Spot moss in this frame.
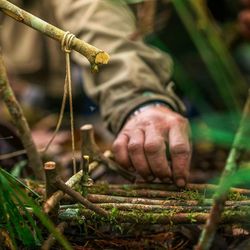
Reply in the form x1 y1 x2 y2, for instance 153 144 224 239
227 191 248 201
121 184 133 191
181 190 205 204
88 182 110 194
187 212 198 223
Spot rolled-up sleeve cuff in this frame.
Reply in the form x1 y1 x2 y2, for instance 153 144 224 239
108 90 186 135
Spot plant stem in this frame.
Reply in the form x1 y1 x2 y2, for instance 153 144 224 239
0 50 44 179
0 0 109 70
196 90 250 250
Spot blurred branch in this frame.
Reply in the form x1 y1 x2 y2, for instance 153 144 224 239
172 0 248 113
0 51 44 179
0 0 109 71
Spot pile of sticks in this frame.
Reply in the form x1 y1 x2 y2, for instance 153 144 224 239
40 123 250 249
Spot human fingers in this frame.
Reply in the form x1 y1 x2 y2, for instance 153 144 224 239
112 133 132 170
168 118 191 187
144 126 171 181
127 128 153 180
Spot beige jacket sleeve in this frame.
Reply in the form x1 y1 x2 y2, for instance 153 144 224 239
52 0 185 134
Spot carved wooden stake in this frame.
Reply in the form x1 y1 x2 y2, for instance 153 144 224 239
80 124 136 182
44 162 59 222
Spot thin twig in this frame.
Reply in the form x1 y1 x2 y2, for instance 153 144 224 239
0 149 26 160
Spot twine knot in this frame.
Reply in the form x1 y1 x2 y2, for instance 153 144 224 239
61 31 75 53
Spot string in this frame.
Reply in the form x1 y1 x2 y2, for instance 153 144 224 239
43 31 77 174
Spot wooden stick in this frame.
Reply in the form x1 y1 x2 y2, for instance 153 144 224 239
87 194 198 206
196 90 250 250
55 179 109 217
88 186 201 199
43 169 83 214
86 203 213 213
61 202 250 214
0 0 109 71
41 222 68 250
110 183 250 195
44 162 59 221
0 50 44 180
59 208 250 225
80 124 136 182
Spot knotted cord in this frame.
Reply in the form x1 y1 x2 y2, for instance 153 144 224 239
43 31 77 174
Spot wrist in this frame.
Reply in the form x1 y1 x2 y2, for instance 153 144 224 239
131 102 171 117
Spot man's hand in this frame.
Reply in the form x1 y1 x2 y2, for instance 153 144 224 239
112 105 191 187
239 0 250 39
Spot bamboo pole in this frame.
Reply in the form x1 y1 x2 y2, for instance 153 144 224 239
196 91 250 250
0 50 44 179
0 0 109 71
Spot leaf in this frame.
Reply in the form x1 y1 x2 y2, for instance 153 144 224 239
0 167 72 249
11 160 27 178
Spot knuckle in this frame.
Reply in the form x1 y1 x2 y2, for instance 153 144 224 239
128 142 141 153
170 115 188 126
144 141 162 155
171 143 191 157
112 140 123 154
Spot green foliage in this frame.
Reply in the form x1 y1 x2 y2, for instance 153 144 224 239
0 168 42 248
11 160 27 178
0 167 72 249
172 0 247 114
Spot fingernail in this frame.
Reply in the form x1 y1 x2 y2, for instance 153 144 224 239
176 178 186 188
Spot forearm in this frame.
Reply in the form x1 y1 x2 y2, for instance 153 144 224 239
53 0 185 134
